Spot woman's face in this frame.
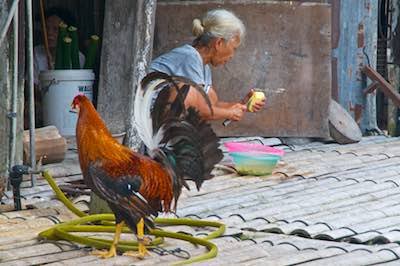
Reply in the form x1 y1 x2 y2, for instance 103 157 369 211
209 35 241 67
46 15 63 49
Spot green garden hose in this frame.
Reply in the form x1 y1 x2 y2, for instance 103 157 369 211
40 171 225 265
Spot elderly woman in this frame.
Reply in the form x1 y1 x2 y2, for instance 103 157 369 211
149 9 265 122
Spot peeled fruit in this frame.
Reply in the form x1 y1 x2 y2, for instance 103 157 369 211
247 91 265 112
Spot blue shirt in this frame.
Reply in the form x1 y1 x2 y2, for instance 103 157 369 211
149 44 212 93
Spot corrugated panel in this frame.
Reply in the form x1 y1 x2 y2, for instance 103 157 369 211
5 136 400 265
174 137 400 254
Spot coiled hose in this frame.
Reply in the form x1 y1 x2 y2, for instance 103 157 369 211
39 171 225 265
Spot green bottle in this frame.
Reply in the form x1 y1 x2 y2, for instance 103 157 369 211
62 37 72 69
54 22 68 70
83 35 100 69
68 26 80 69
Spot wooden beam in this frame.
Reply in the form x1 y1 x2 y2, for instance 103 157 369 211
362 65 400 107
363 81 379 95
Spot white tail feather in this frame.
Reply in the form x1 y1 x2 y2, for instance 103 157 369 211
134 78 166 151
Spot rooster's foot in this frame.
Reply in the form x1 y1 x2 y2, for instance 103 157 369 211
91 247 117 259
123 236 151 259
123 249 149 259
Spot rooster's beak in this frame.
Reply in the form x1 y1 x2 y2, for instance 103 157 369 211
70 105 79 114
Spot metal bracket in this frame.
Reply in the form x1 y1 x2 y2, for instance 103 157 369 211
7 112 17 118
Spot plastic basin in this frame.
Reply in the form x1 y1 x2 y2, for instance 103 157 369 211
229 152 281 176
224 142 285 156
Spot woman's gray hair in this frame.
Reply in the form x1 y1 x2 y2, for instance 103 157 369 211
192 9 245 46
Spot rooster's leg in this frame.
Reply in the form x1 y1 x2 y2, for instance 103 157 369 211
123 218 150 259
137 218 150 257
91 221 124 258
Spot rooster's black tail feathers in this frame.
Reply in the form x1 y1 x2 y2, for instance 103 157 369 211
134 72 223 206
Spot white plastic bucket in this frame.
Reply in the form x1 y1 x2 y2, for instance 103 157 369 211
40 69 95 136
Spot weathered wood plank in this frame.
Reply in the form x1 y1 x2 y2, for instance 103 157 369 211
22 126 67 165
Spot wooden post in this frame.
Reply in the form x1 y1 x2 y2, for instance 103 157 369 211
0 1 25 195
97 0 156 150
386 65 400 136
0 0 11 195
94 0 157 213
0 1 25 196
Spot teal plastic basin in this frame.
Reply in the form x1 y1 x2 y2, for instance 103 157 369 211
229 152 281 176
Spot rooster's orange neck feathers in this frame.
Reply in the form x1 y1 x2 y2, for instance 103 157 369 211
76 98 135 175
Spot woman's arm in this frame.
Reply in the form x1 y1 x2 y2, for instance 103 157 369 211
184 86 247 121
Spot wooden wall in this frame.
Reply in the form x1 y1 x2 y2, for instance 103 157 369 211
333 0 378 132
154 1 332 137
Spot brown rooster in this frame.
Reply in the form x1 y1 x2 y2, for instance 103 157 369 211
71 72 223 258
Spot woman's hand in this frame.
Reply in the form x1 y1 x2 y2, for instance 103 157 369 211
229 103 247 121
250 97 266 112
242 89 266 112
